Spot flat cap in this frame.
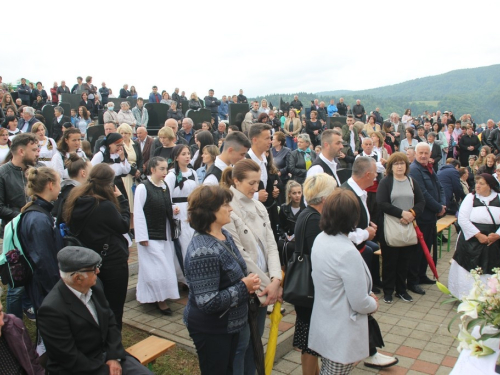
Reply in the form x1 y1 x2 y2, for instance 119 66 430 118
57 246 102 272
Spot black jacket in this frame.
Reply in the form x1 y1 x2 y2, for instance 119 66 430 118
429 143 442 172
337 102 347 116
204 96 221 114
409 161 446 223
278 202 306 236
68 196 130 266
237 94 247 103
52 115 71 141
80 100 94 114
488 128 500 153
375 175 425 243
286 150 316 184
166 109 184 122
38 278 127 375
0 162 27 223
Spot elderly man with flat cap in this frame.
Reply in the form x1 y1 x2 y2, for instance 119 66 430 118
37 246 153 375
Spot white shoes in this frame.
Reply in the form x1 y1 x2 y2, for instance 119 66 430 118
364 352 399 368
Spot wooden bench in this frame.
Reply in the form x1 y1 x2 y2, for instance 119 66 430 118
436 215 457 258
126 335 176 370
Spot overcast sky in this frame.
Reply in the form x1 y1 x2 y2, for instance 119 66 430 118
2 0 499 99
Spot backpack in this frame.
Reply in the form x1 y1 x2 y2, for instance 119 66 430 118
0 205 51 288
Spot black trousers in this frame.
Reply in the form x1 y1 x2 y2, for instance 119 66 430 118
98 262 129 330
407 222 437 286
190 331 239 375
382 244 416 295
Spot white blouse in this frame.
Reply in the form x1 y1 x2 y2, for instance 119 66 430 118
458 192 500 240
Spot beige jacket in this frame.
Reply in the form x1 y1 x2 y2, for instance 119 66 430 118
224 186 281 303
284 118 302 136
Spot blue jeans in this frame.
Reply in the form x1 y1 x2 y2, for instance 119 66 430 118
286 136 297 151
233 306 267 375
6 286 33 319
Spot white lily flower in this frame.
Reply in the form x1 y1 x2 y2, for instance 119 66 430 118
457 300 480 319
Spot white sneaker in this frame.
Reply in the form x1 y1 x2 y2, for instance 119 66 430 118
364 352 398 368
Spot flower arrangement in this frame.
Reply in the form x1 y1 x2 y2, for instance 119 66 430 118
437 268 500 357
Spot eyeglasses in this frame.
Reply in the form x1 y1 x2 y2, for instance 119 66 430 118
71 262 102 276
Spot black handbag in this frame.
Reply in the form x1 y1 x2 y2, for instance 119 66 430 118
283 211 315 308
0 220 33 288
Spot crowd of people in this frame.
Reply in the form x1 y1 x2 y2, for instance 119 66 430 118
0 76 498 374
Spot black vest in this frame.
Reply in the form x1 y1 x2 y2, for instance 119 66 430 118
341 181 369 250
310 156 340 185
204 164 223 183
143 179 174 240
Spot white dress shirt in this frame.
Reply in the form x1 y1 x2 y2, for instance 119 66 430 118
203 156 228 185
65 284 99 324
248 149 268 201
346 177 370 245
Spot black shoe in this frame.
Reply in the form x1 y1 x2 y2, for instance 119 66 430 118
383 294 393 304
159 307 172 316
372 286 381 294
441 236 448 243
420 277 436 285
23 308 36 321
408 285 426 295
395 292 414 302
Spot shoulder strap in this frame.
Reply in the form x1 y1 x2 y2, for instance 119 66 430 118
296 211 316 256
475 194 497 225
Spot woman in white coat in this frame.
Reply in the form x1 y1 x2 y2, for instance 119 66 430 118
309 189 379 374
134 157 181 315
221 159 283 375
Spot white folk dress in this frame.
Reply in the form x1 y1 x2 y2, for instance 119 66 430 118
133 178 180 303
165 168 198 284
38 137 58 169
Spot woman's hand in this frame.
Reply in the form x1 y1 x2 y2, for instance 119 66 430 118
258 278 282 306
173 206 180 215
476 233 489 244
487 233 500 245
242 273 261 294
401 211 415 223
139 241 148 246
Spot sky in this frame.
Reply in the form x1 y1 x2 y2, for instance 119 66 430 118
2 0 499 99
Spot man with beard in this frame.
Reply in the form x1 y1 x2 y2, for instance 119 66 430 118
307 129 343 186
0 133 40 321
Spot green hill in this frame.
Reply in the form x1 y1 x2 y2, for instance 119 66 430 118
253 64 500 123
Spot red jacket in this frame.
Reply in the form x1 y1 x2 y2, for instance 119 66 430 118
1 314 45 375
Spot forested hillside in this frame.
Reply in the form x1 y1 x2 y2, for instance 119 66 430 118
252 65 500 123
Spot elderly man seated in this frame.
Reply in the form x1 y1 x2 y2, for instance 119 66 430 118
37 246 153 375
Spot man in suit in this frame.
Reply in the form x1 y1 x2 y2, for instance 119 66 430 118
136 126 154 171
427 132 442 172
52 106 71 142
37 246 152 375
408 143 446 295
342 115 360 156
18 106 37 133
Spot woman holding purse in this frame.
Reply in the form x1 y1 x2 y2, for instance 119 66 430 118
376 152 425 304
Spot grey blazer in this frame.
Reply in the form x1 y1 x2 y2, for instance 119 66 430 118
308 232 377 364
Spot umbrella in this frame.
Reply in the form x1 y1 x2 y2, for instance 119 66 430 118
413 221 439 280
248 295 266 375
265 272 285 375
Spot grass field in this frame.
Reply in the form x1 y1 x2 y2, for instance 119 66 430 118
0 285 200 375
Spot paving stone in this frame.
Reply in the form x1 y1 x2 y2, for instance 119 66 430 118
273 358 300 373
410 359 440 374
417 350 445 365
393 355 415 369
282 349 301 364
403 338 428 350
435 366 452 375
379 365 409 374
424 341 451 355
441 355 457 367
384 333 407 345
396 346 422 359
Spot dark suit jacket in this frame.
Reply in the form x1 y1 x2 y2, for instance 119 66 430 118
18 116 37 132
409 160 446 223
37 279 126 375
129 140 143 177
141 136 154 170
52 115 71 141
429 143 442 172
